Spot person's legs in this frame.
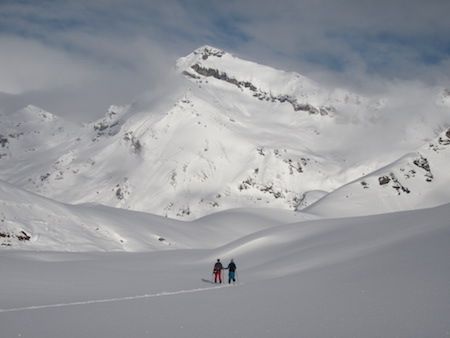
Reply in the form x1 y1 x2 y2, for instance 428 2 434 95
229 271 235 283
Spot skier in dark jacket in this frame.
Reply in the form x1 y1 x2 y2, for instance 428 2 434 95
225 259 237 284
213 259 223 283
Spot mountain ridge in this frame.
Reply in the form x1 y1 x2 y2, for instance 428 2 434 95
305 127 450 217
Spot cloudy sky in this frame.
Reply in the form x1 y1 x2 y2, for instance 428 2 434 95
1 0 449 121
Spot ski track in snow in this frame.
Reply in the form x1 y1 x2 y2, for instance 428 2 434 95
0 284 239 313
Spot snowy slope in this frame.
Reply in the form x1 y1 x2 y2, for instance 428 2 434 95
0 179 309 251
0 179 189 251
305 128 450 217
0 105 82 184
1 203 449 337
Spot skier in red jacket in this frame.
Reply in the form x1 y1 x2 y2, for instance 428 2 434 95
213 259 223 283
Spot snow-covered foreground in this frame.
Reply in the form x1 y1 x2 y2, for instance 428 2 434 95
1 203 449 338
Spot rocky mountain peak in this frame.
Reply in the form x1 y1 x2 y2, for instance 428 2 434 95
193 45 226 60
176 46 337 116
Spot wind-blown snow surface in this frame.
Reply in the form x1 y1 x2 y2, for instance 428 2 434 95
2 46 448 219
1 204 449 337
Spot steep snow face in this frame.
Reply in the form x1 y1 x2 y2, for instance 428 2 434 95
305 128 450 217
177 45 377 118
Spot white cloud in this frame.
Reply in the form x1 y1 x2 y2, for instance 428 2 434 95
0 36 96 94
0 32 176 121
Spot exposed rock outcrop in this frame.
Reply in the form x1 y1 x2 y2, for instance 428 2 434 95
187 63 332 116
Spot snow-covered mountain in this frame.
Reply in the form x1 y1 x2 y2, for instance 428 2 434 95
306 128 450 217
0 46 448 220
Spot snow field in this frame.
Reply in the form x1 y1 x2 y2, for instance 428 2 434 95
1 203 449 337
